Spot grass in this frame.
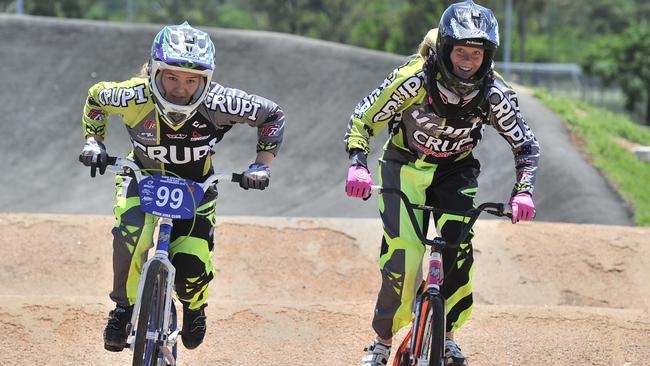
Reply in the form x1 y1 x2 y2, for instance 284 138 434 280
533 88 650 226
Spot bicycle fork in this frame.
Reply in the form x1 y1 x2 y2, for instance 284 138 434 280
127 219 179 361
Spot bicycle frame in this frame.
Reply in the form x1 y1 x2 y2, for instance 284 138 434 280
107 156 240 366
371 187 511 366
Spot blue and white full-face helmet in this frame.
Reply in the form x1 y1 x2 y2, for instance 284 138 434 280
148 21 215 125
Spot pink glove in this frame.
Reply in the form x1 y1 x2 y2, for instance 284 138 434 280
509 193 535 224
346 166 372 199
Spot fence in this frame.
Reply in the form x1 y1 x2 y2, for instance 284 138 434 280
496 62 646 124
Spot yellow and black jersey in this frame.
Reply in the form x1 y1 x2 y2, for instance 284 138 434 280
82 78 285 182
344 57 539 195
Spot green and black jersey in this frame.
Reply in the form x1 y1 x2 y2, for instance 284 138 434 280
344 57 539 195
82 78 285 182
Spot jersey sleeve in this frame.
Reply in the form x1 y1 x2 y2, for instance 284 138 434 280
344 57 426 155
487 75 540 196
81 78 151 139
202 83 285 156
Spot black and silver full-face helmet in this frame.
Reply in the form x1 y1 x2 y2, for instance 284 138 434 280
435 0 499 96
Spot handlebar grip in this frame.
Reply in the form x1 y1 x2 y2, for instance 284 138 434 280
503 205 513 215
209 172 243 184
481 203 515 219
487 205 513 219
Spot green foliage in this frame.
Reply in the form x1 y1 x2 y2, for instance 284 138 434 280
346 0 403 53
211 4 261 30
582 24 650 123
4 0 646 63
397 0 446 54
534 88 650 226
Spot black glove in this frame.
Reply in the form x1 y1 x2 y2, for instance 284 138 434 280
240 163 270 190
78 137 108 177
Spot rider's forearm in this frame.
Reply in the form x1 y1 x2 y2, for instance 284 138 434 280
512 142 539 195
255 151 274 167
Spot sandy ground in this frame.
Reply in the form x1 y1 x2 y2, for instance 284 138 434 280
1 214 649 366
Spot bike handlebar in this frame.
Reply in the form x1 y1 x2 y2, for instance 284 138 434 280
371 185 512 250
106 156 242 190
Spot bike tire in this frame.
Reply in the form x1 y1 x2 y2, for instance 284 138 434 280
132 259 169 366
427 296 445 366
170 300 178 360
411 295 446 366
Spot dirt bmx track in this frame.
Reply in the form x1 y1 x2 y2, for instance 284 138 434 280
1 214 649 365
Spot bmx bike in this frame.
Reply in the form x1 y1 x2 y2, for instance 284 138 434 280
106 156 241 366
370 186 512 366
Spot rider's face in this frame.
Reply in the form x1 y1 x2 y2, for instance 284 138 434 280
160 69 202 105
450 45 485 79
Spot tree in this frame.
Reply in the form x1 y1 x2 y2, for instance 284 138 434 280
512 0 545 62
584 24 650 124
398 0 446 54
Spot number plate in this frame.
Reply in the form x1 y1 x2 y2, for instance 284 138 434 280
138 175 205 219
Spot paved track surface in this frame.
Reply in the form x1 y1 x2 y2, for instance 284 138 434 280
0 15 633 225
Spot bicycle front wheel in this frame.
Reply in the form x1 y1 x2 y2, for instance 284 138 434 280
133 259 169 366
427 296 445 366
412 295 445 366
